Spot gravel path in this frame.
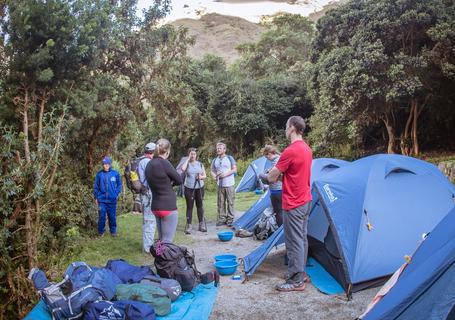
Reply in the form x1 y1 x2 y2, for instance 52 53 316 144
186 213 379 320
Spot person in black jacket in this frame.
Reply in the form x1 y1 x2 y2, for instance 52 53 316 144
145 138 182 243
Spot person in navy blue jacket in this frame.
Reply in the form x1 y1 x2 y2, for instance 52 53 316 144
93 156 122 236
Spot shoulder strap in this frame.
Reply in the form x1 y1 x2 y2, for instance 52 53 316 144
228 155 235 169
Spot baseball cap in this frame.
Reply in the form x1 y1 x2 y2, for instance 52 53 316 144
145 142 156 152
102 156 112 165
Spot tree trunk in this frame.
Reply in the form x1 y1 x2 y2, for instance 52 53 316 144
383 118 396 154
410 95 429 156
22 90 31 163
25 200 36 269
411 99 419 155
400 103 414 156
87 126 100 177
382 105 396 154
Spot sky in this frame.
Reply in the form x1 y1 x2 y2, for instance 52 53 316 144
137 0 337 23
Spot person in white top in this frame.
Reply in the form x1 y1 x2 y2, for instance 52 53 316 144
211 142 237 227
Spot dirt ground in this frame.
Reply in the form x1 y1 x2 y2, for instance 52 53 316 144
188 212 379 320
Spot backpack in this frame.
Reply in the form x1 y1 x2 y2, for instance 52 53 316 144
150 241 219 292
105 259 155 284
83 300 155 320
115 283 171 316
211 155 237 177
253 207 279 240
29 262 121 320
139 274 182 302
124 156 147 194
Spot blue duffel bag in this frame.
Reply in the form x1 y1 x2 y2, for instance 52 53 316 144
106 259 155 283
28 262 122 320
83 300 155 320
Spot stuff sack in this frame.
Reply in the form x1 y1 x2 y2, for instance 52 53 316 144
139 274 182 302
83 300 155 320
115 283 171 316
29 262 120 320
106 259 155 284
253 207 278 240
150 241 219 292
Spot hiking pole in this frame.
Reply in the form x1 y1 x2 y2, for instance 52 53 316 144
196 176 207 230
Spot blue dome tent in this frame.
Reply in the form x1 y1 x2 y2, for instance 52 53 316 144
359 206 455 320
235 156 273 193
310 154 455 296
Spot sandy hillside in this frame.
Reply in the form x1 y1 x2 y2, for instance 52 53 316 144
170 13 266 65
168 0 344 65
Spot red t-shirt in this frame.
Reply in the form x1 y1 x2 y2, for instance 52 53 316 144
276 140 312 211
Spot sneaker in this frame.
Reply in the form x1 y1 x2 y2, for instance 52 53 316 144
111 233 118 237
98 233 105 238
199 222 207 232
235 229 253 238
283 272 310 283
216 221 226 227
184 224 192 234
275 281 306 292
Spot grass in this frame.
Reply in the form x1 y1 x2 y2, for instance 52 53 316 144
70 190 260 267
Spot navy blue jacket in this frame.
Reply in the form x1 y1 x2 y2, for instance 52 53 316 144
93 168 122 204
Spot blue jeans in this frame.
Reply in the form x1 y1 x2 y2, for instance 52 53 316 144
98 202 117 234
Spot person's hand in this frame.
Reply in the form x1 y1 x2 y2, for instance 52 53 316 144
258 172 269 184
218 172 225 178
95 199 98 205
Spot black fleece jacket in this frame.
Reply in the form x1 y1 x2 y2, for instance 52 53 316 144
145 157 183 211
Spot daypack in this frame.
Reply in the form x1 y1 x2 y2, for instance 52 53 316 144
115 283 171 316
105 259 155 284
139 274 182 302
253 207 279 240
83 300 155 320
124 156 147 194
29 262 121 320
211 155 237 177
150 241 219 292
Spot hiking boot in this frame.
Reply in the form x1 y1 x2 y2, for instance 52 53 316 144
184 224 192 234
216 221 226 227
226 221 233 227
275 281 306 292
98 232 105 238
199 222 207 232
111 233 118 237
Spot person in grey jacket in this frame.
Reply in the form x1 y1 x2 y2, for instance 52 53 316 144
137 142 156 253
179 148 207 234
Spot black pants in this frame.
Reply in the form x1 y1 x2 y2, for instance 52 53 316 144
271 192 283 227
184 187 205 224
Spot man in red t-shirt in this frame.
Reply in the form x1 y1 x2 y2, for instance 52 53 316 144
263 116 312 292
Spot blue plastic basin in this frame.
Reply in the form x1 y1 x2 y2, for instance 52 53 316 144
214 254 237 262
217 231 234 242
214 260 239 275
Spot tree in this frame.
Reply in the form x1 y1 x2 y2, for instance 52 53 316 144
309 0 454 156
